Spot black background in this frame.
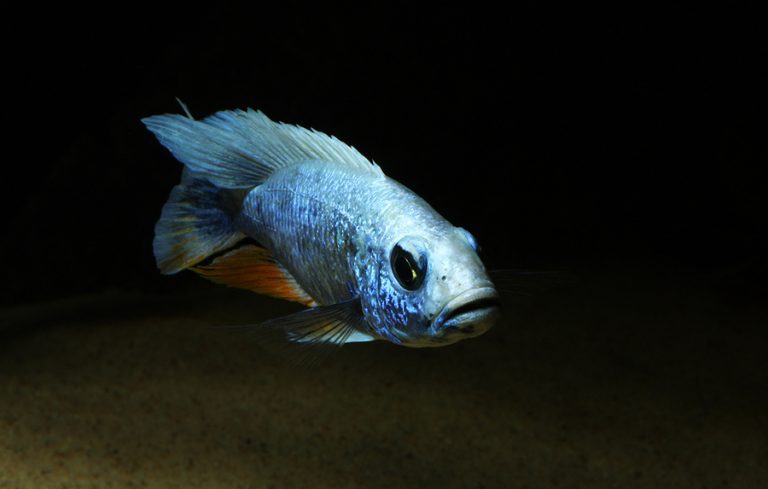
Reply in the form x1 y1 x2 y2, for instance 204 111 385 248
2 6 767 485
4 3 766 305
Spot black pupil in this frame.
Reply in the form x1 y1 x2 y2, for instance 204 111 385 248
392 247 423 290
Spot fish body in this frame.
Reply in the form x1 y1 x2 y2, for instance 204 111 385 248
143 109 499 347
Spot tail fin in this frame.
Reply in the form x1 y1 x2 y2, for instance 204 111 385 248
153 170 245 274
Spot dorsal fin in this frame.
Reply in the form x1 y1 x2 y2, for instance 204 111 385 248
191 245 317 306
142 108 384 189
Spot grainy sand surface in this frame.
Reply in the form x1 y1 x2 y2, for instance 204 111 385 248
1 273 765 488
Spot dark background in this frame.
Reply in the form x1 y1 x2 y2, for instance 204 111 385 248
3 4 766 303
2 4 767 487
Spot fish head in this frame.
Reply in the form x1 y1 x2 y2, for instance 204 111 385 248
375 226 500 347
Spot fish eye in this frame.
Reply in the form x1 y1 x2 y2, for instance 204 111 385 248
390 241 427 291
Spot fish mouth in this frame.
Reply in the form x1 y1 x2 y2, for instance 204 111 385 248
434 286 501 335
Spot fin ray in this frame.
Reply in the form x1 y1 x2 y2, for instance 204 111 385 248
142 108 383 190
153 172 245 274
258 299 373 345
227 299 374 366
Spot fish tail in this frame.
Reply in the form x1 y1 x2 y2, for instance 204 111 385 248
142 109 268 274
153 169 245 274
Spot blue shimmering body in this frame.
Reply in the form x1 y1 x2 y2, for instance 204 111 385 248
144 108 499 347
236 159 451 342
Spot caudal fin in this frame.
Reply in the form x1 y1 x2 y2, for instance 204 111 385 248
153 171 245 274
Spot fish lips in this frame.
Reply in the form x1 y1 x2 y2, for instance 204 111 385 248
433 286 501 337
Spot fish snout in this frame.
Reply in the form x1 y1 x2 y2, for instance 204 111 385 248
433 286 501 338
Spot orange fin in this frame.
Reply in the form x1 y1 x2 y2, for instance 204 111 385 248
191 245 317 306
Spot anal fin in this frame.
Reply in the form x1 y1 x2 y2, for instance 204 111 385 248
192 244 317 306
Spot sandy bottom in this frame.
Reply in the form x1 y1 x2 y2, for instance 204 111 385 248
1 272 766 488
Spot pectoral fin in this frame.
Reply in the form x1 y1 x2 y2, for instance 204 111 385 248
192 244 316 306
259 299 375 345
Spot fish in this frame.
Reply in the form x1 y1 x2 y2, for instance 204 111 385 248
142 108 500 348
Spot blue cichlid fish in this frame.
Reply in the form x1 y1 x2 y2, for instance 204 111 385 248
143 108 500 347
